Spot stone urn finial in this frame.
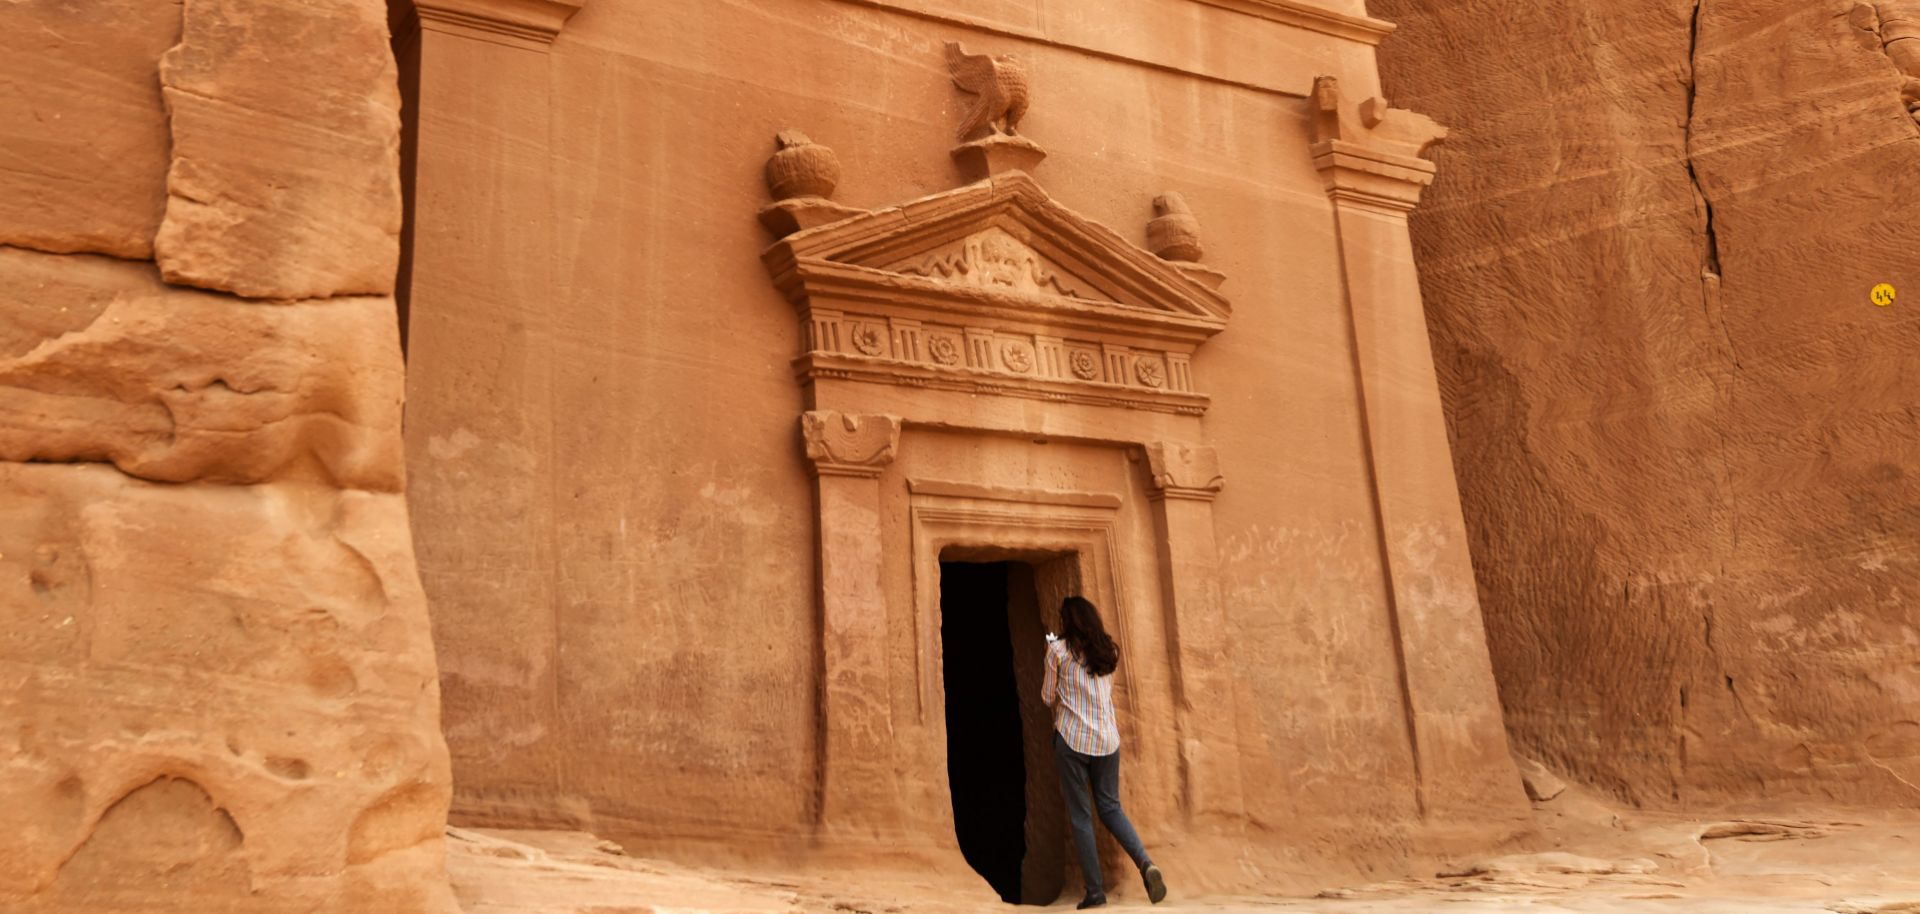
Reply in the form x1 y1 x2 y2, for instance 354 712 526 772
758 129 865 238
765 129 841 201
1147 192 1203 263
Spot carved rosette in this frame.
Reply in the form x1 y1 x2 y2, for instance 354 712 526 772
1134 358 1167 389
1001 341 1035 373
1069 349 1100 380
801 411 902 479
851 323 888 356
927 335 962 366
1143 442 1224 501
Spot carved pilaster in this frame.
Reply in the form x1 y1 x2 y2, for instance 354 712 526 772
1307 76 1528 823
1139 441 1241 823
1144 442 1224 501
801 411 901 479
801 410 908 838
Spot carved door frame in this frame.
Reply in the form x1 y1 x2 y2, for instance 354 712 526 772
769 167 1248 841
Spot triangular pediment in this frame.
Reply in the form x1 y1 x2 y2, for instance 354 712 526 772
768 174 1230 326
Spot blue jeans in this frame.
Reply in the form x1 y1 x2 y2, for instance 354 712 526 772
1052 732 1151 897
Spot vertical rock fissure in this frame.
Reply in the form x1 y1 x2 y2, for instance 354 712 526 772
1684 0 1745 807
1685 0 1723 281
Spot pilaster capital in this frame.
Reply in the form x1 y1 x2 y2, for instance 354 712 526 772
1307 76 1447 213
413 0 585 49
801 411 902 479
1143 442 1224 501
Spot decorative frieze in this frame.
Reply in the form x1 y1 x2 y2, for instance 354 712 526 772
796 307 1199 395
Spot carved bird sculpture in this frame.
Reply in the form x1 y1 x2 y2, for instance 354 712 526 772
945 41 1030 141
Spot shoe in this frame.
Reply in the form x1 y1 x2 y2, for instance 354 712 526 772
1076 894 1107 909
1141 864 1167 904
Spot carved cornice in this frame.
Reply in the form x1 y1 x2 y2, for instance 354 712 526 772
824 0 1393 50
801 411 902 478
785 261 1226 347
1307 77 1447 213
1143 442 1224 501
798 354 1209 416
413 0 584 49
1187 0 1396 45
1312 143 1440 214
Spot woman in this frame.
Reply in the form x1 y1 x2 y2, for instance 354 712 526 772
1042 595 1167 908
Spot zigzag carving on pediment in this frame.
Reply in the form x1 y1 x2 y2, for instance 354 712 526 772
895 227 1085 299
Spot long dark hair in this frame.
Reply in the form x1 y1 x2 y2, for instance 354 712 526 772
1059 596 1118 677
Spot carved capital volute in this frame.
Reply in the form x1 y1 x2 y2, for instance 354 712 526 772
802 411 902 479
412 0 585 49
1308 76 1447 213
1144 442 1224 501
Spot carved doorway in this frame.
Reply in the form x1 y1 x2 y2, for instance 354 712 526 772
768 63 1244 844
938 551 1078 906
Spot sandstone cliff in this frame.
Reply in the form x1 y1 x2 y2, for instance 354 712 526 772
0 0 456 909
1373 0 1920 807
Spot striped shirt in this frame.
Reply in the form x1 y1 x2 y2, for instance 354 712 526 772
1042 639 1120 756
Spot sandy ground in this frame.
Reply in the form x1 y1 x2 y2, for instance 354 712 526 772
448 789 1920 914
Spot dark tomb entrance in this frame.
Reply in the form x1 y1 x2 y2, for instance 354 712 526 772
939 554 1075 905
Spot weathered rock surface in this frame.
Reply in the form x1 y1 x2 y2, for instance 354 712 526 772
1373 0 1920 805
0 464 455 911
155 0 403 299
0 0 454 907
0 0 180 259
0 248 405 490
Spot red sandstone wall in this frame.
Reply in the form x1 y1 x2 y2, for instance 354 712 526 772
406 0 1526 874
0 0 455 909
1373 0 1920 807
